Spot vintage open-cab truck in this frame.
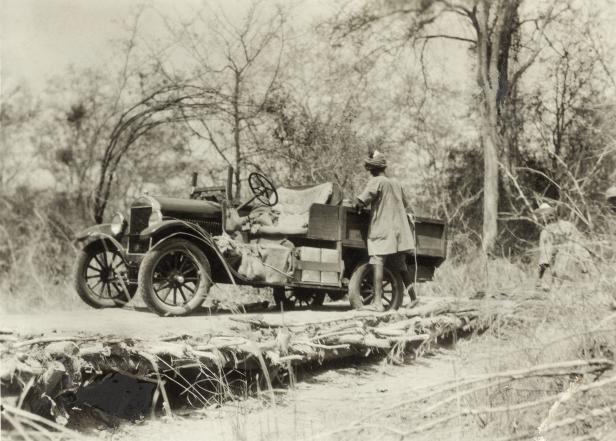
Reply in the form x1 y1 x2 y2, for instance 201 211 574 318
74 169 447 316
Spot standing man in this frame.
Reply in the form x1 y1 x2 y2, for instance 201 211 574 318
354 151 416 311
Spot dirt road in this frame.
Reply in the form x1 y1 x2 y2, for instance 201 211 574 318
104 349 469 441
1 297 488 441
0 295 445 339
0 303 366 339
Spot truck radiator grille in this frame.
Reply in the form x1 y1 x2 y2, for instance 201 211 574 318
129 207 152 234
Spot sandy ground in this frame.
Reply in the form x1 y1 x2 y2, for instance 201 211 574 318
101 349 469 441
1 297 477 441
0 305 341 338
0 297 436 339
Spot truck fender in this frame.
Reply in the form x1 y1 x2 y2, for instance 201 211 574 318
75 224 113 242
74 227 128 260
139 219 211 240
150 230 236 285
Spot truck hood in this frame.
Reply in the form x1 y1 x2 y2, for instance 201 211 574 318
132 195 221 219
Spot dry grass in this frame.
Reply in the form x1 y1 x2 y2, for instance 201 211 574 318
2 196 615 440
421 254 531 299
0 209 85 314
381 233 616 441
450 286 616 440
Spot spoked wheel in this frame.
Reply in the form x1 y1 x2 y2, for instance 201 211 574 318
74 240 136 308
139 239 211 316
272 287 326 310
348 263 404 311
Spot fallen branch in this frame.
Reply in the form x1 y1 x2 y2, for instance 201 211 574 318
388 334 430 344
12 335 100 349
404 358 614 403
1 403 89 438
136 351 173 419
306 359 614 441
492 404 616 441
409 375 616 434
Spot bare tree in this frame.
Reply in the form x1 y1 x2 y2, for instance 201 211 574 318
30 68 118 219
261 87 371 193
334 0 569 254
0 86 39 192
525 20 616 229
153 1 286 199
92 84 221 223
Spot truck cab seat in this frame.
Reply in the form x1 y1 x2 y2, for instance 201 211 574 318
257 182 342 236
224 182 343 237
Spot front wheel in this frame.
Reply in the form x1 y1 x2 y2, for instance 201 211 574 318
348 263 404 311
73 240 136 308
139 238 211 316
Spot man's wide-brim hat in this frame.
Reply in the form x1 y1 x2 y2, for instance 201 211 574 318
534 202 556 216
606 186 616 200
364 150 387 170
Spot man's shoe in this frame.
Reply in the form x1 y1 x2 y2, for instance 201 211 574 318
360 303 385 312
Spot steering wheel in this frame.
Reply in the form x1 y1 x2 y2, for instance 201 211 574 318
248 172 278 207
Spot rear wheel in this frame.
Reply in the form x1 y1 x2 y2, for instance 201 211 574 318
139 238 211 316
74 241 136 308
348 263 404 311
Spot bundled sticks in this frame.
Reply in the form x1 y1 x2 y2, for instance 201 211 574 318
0 297 513 431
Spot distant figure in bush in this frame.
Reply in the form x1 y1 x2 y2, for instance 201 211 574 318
535 202 593 290
353 151 416 311
607 187 616 309
606 186 616 213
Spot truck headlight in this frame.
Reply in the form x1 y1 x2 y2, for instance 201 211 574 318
148 210 163 227
110 212 127 236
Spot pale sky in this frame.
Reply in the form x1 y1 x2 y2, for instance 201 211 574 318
0 0 333 93
2 0 613 194
3 0 140 90
2 0 613 102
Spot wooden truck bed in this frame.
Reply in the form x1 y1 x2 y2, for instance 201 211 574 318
302 204 447 282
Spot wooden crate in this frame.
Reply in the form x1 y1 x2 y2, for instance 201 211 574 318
296 246 341 285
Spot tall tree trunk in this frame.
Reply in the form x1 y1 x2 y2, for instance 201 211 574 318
481 102 500 255
475 3 498 254
497 10 521 201
233 72 242 200
473 0 521 255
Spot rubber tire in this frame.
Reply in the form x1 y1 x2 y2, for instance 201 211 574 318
139 238 211 316
348 263 404 311
74 240 137 308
